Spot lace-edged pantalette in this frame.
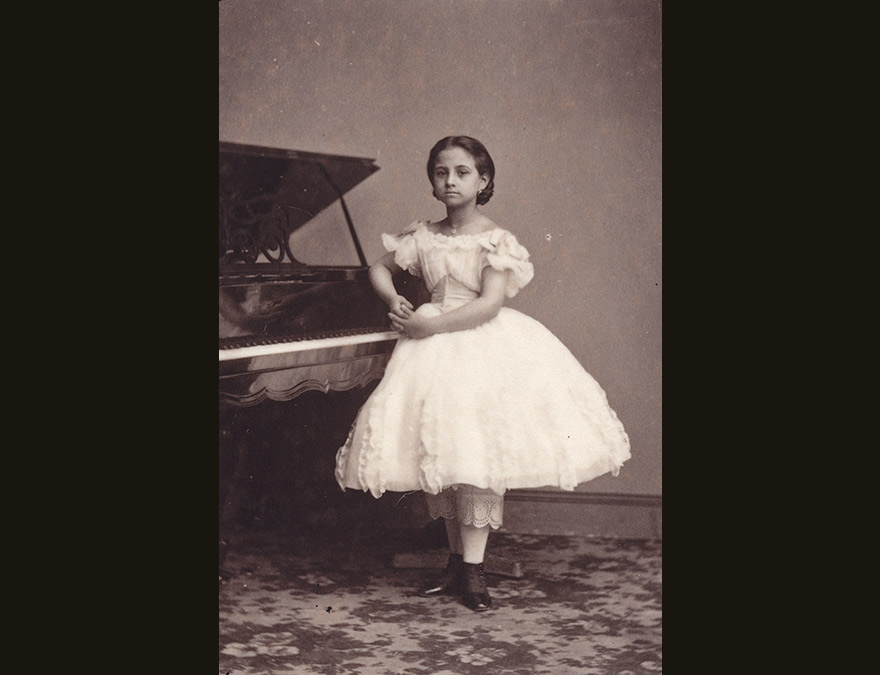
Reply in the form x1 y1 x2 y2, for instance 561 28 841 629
424 484 504 529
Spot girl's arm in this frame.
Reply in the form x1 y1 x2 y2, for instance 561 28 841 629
390 266 509 339
370 250 414 318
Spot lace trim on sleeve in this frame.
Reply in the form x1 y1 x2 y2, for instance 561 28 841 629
380 221 423 277
481 229 535 297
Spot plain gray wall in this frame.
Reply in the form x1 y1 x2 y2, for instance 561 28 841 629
219 0 661 496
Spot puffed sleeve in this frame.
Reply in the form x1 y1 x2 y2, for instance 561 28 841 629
481 229 535 297
380 221 422 277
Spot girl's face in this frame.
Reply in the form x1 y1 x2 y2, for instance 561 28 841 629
431 147 489 207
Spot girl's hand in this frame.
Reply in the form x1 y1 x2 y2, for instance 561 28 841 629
389 307 433 339
388 294 414 320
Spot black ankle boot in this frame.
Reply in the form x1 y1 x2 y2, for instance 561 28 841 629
418 553 464 597
461 562 492 612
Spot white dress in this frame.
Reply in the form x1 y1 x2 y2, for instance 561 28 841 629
335 220 631 498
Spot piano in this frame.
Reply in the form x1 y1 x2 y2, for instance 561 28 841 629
219 141 428 405
218 141 426 546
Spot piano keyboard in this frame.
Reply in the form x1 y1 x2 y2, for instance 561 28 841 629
219 327 400 404
219 327 399 362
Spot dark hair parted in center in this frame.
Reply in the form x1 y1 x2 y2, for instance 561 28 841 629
426 136 495 205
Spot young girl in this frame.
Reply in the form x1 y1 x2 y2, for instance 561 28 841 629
335 136 631 612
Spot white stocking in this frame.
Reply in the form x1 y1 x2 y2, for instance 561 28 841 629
460 523 490 564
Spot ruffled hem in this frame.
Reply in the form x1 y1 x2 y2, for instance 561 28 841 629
425 488 505 529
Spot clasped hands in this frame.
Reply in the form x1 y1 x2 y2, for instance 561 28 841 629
388 295 432 339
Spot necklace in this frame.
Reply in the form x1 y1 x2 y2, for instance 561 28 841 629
446 221 471 236
444 216 484 236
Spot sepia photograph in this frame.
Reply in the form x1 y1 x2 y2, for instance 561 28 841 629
219 1 661 672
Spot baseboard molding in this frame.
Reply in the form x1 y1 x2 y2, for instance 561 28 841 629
502 490 662 540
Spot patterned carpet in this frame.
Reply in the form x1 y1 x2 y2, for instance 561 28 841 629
218 527 662 674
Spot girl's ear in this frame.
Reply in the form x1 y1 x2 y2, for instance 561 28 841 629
480 174 490 190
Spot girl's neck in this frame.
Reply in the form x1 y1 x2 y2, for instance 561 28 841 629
445 205 483 231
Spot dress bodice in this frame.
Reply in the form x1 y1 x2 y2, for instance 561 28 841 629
381 220 534 312
429 275 480 311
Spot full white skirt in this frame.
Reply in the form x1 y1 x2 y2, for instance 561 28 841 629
335 305 631 497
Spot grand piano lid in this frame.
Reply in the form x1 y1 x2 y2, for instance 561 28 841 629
219 141 380 266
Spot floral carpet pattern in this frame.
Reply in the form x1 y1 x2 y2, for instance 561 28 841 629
219 529 661 674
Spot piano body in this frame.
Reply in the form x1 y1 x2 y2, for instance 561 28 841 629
218 141 426 540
